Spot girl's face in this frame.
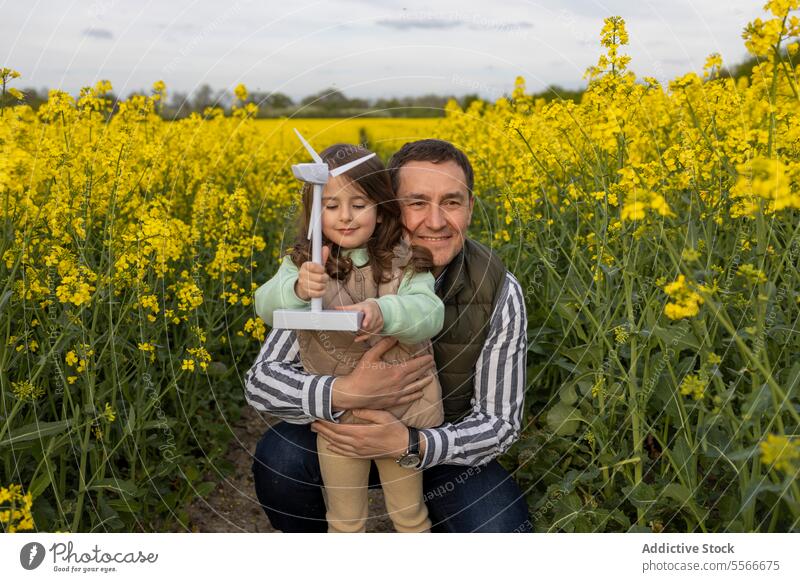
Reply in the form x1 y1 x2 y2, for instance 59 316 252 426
321 174 379 249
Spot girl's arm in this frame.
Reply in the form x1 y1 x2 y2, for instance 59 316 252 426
254 255 310 327
374 269 444 344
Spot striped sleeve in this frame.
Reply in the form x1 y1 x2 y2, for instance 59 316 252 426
243 328 343 424
418 271 527 469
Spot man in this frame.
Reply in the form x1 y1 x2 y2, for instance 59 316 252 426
244 139 530 532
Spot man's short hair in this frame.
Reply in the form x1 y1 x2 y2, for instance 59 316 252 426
388 139 474 197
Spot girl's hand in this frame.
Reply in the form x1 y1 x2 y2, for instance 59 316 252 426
334 299 384 342
294 246 330 301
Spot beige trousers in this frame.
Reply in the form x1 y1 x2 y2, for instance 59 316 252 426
318 434 431 533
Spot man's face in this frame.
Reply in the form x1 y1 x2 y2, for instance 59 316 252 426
396 160 474 276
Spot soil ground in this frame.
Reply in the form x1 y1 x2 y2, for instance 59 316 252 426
182 406 394 532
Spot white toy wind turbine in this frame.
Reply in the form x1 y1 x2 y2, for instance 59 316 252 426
272 129 376 331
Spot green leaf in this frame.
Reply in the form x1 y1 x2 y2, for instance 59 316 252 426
0 419 73 447
662 483 701 513
740 479 784 513
141 419 176 430
726 445 759 463
124 408 136 437
551 492 584 532
97 496 125 531
651 321 700 352
106 499 142 514
545 402 583 436
195 482 217 497
560 344 603 366
184 465 201 481
29 470 54 498
89 478 141 498
622 482 657 508
665 433 696 485
558 383 578 405
783 362 800 397
743 383 772 417
0 289 13 316
576 379 594 396
554 301 578 322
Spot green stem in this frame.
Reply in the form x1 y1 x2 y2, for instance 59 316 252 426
70 422 92 531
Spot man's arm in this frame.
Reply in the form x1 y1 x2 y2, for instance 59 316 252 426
244 329 435 424
244 328 340 424
417 272 527 469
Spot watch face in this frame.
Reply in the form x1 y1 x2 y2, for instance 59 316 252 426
398 454 421 469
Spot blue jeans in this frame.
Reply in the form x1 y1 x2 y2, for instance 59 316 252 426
252 421 532 532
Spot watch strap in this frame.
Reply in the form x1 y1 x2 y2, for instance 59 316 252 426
407 427 420 456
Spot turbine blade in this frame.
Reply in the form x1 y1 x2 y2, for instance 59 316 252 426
329 153 376 177
307 193 318 240
293 129 323 163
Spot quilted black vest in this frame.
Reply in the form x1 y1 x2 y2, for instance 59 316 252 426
432 238 507 423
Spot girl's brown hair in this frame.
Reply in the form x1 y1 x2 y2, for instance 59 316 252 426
290 143 433 286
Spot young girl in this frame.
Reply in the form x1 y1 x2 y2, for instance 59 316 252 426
254 143 444 533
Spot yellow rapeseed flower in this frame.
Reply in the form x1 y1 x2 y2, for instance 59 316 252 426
234 83 248 102
663 274 705 320
11 380 44 401
679 373 707 400
737 263 768 285
0 483 35 532
244 317 266 342
613 325 629 344
759 433 800 473
103 402 117 422
65 350 79 366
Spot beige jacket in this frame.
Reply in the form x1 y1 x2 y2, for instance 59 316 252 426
297 242 444 428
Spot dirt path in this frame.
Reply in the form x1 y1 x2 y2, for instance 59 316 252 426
183 406 393 532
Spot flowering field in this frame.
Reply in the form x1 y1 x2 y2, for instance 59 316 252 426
447 6 800 532
2 1 800 533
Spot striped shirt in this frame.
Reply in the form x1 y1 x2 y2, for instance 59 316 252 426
243 268 527 469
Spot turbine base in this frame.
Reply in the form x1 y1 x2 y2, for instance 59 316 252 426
272 309 363 332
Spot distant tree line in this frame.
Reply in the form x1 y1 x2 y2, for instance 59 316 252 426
0 84 482 119
0 55 767 118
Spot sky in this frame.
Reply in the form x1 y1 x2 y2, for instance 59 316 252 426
1 0 767 101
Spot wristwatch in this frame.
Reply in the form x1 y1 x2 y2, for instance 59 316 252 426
396 427 422 469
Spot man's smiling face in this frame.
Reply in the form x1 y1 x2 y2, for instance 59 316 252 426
396 160 474 277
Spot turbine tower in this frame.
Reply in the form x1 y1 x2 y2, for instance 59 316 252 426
272 129 375 331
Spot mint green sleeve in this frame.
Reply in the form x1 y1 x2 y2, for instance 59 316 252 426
375 269 444 344
254 255 310 326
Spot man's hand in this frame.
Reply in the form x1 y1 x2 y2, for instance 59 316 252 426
294 246 330 301
331 337 435 411
333 299 383 342
312 409 415 460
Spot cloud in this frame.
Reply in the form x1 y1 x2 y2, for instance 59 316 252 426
376 17 462 30
467 20 533 31
83 28 113 39
157 22 200 34
376 15 534 32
